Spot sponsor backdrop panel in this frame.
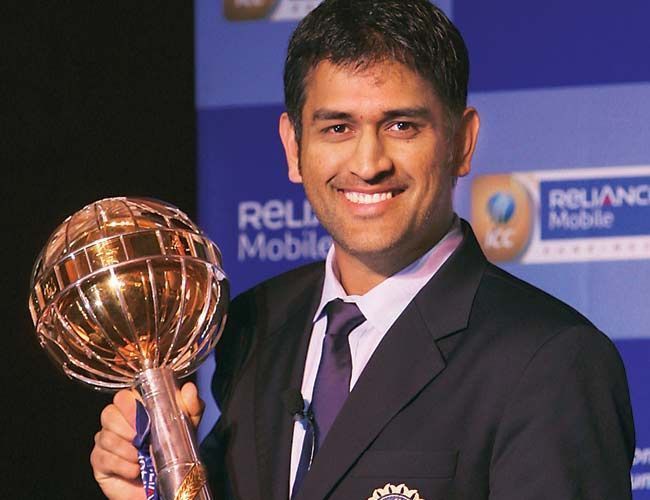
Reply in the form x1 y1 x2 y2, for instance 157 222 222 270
454 0 650 92
195 0 451 107
454 85 650 340
196 0 649 494
454 88 650 338
195 0 299 108
197 104 332 296
617 340 650 495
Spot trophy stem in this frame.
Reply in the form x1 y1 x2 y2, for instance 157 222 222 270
135 367 212 500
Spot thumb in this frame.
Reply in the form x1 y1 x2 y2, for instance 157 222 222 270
180 382 204 429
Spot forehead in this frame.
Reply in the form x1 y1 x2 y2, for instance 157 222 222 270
302 59 441 117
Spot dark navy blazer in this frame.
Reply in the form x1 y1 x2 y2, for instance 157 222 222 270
200 221 635 500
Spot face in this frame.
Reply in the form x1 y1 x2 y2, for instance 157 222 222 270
280 60 479 278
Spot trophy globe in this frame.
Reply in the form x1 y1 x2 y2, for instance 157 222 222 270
29 197 229 500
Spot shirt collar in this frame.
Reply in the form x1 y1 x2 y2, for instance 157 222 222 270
314 216 463 333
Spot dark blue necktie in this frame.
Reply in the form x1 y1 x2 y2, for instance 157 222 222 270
292 299 366 497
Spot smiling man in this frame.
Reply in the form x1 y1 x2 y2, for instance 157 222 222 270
90 1 634 499
279 58 477 294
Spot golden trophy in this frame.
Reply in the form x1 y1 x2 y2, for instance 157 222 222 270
28 197 228 500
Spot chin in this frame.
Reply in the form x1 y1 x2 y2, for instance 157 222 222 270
337 236 403 261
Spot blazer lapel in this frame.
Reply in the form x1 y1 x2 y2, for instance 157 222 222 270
295 304 445 500
254 275 323 500
295 222 486 500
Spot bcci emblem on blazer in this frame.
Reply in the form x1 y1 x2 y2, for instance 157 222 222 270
471 174 533 262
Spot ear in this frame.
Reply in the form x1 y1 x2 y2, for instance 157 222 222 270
451 107 480 178
279 112 302 183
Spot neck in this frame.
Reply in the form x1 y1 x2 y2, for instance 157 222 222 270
334 253 391 296
333 219 454 295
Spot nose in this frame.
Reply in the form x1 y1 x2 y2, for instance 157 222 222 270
348 129 393 181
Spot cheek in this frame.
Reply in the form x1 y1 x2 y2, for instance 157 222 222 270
301 149 338 184
298 157 328 202
391 138 440 171
410 161 452 209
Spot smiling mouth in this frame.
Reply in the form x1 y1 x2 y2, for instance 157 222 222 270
341 190 400 205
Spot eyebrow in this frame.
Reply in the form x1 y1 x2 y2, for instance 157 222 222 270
311 107 432 122
382 107 432 121
312 109 354 121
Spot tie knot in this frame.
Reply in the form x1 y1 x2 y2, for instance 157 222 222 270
324 299 366 338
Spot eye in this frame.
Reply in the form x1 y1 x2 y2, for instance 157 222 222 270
325 124 349 134
387 121 421 138
390 121 415 131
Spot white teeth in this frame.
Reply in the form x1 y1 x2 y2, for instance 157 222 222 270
344 191 393 204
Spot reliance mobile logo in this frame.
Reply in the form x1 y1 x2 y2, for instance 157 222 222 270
470 167 650 264
541 176 650 239
548 184 650 209
472 175 533 262
237 198 331 262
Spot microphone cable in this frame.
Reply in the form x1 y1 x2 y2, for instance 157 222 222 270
282 388 317 469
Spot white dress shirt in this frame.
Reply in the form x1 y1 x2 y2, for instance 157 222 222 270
288 217 463 497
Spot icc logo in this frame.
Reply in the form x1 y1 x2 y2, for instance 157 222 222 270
224 0 320 21
487 192 515 223
472 175 533 262
485 192 516 248
224 0 275 21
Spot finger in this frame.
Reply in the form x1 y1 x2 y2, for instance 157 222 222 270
94 429 139 463
91 443 141 481
100 404 136 442
113 389 139 429
180 382 204 428
96 475 146 500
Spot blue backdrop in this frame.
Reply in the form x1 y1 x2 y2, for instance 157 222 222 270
196 1 650 494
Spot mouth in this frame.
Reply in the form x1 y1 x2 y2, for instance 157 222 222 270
340 189 402 205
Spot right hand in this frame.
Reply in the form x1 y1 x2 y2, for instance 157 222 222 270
90 383 204 500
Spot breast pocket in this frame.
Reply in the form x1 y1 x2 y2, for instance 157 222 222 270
351 450 458 478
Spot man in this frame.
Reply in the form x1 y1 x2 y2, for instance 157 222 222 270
91 1 635 499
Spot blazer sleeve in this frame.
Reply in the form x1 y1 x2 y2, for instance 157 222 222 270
199 291 258 499
488 325 635 499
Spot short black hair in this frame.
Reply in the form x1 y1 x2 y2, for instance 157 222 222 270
284 0 469 140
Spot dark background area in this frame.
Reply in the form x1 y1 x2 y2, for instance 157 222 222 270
5 3 195 498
